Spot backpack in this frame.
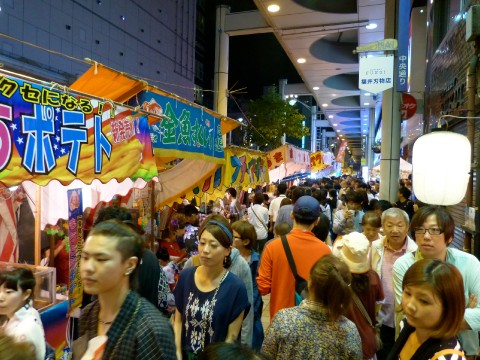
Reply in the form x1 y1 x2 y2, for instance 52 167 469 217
280 235 308 305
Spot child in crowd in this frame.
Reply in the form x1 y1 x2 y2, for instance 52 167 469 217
159 213 187 261
157 247 179 315
362 211 382 242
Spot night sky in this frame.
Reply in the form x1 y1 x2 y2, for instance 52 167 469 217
214 0 302 101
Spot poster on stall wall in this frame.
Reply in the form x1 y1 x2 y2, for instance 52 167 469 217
67 188 83 316
0 74 158 188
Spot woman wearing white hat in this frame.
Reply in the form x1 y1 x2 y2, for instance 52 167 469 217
333 232 385 360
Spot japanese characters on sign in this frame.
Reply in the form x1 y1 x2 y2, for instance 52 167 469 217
133 92 225 163
359 55 395 93
397 0 410 92
401 93 417 120
0 75 157 187
67 188 83 316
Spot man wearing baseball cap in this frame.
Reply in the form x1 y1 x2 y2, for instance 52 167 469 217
257 195 332 320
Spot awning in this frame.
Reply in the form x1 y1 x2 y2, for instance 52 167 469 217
267 143 311 183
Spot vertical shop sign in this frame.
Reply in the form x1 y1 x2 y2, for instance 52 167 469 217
67 188 83 315
397 0 410 92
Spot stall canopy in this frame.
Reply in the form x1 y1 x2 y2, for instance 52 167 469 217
70 64 242 206
372 158 413 179
167 146 270 207
267 143 311 183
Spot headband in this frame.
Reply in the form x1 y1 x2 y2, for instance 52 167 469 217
205 220 233 245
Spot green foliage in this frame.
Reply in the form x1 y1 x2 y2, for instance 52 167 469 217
245 88 309 150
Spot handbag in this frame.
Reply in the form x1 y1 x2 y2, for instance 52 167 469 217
351 292 382 351
280 235 308 305
250 205 268 232
430 349 465 360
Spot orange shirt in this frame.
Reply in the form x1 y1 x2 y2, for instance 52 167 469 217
257 228 332 320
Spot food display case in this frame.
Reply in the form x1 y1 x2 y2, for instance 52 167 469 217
0 261 57 311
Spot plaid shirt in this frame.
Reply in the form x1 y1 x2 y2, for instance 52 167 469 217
73 291 176 360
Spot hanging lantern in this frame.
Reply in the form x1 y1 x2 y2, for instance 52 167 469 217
412 131 471 205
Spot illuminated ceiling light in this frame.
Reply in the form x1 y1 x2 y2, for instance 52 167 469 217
332 93 337 96
366 23 377 30
420 9 424 13
333 123 338 126
297 58 306 64
364 93 371 96
328 115 334 119
322 103 328 107
363 102 370 106
238 117 243 122
313 86 320 90
268 4 280 12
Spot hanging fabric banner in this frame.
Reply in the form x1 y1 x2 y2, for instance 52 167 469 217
131 90 225 164
67 188 83 316
0 75 158 187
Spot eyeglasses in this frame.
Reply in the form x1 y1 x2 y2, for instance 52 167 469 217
414 227 443 235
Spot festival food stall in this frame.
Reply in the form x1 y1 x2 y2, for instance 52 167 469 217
267 143 311 183
371 157 413 180
310 150 340 178
0 62 242 356
0 67 163 356
165 145 270 207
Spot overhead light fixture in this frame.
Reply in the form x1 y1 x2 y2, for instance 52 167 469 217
328 115 333 119
297 58 306 64
268 4 280 12
363 102 370 106
322 103 328 107
238 117 243 122
364 93 371 96
333 123 338 126
366 23 377 30
332 94 337 96
313 86 319 90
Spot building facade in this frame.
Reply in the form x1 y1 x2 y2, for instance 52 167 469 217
0 0 196 101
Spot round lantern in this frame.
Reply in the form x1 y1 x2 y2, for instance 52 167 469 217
412 131 471 206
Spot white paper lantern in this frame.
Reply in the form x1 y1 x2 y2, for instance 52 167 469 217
412 131 471 206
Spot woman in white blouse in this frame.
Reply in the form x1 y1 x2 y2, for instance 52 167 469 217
0 267 45 360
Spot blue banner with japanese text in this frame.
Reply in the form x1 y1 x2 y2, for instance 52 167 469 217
132 91 225 163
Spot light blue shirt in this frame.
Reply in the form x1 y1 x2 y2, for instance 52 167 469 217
393 248 480 355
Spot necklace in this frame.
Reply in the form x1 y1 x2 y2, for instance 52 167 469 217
197 270 229 353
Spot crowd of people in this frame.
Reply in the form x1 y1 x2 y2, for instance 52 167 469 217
0 175 479 360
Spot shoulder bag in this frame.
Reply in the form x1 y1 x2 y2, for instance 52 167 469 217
351 291 383 350
251 205 268 232
280 235 308 305
430 349 465 360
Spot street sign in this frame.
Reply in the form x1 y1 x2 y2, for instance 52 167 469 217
359 55 394 93
353 39 398 54
401 93 417 119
